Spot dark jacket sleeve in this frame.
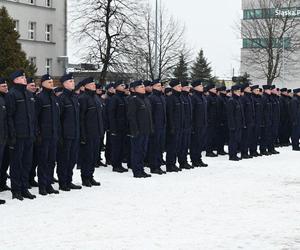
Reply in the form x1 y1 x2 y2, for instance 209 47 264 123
5 92 16 140
78 95 87 141
107 97 118 134
127 97 139 136
166 96 175 133
227 99 236 131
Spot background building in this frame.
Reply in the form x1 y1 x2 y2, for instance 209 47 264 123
0 0 68 77
241 0 300 88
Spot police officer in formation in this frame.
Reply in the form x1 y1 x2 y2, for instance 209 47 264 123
1 69 300 204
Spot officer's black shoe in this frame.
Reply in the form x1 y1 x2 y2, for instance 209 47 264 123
69 183 82 190
0 184 11 192
199 160 208 167
166 166 180 172
30 179 39 188
82 179 92 187
90 178 101 186
206 152 218 157
133 173 144 178
22 190 36 199
250 152 259 157
113 166 128 173
142 172 152 178
192 162 200 168
106 161 112 166
0 199 5 205
269 149 280 155
217 151 227 156
241 154 252 159
39 188 48 196
59 185 71 192
261 151 271 156
98 161 107 167
151 168 164 175
53 177 59 183
293 148 300 151
229 156 240 161
12 192 24 201
180 164 191 170
46 186 59 194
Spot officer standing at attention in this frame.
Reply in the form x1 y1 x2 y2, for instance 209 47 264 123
166 79 183 172
206 83 219 157
6 70 36 200
290 88 300 151
279 88 292 146
250 85 263 157
178 81 193 170
78 77 103 187
35 74 60 196
0 77 8 204
227 85 245 161
270 86 280 154
57 73 82 191
240 83 255 159
148 79 166 175
107 80 129 173
190 79 208 167
127 80 153 178
260 85 273 156
26 77 39 188
216 86 228 155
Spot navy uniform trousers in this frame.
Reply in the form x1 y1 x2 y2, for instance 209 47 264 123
57 139 78 187
166 130 182 167
190 127 207 164
131 135 149 175
80 137 100 180
228 129 242 158
291 125 300 149
148 128 165 170
37 138 58 189
10 138 34 193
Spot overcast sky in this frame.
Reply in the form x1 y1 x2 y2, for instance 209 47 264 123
68 0 242 79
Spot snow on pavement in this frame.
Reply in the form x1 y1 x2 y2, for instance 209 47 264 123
1 147 300 250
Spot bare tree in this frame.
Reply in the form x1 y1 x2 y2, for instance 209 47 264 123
70 0 141 82
240 0 300 84
127 4 187 80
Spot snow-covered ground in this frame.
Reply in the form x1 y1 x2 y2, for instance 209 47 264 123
1 147 300 250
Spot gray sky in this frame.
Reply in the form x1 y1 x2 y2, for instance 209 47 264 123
68 0 242 79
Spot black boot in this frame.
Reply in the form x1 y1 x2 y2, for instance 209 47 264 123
90 178 101 186
166 165 180 172
206 152 218 157
69 183 82 190
199 159 208 167
46 186 59 194
29 179 39 188
180 163 192 170
142 171 152 178
151 168 164 175
12 192 24 201
59 185 70 192
0 199 5 205
39 188 48 196
22 189 36 199
229 156 240 161
82 178 92 187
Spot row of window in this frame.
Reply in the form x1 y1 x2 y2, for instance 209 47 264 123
9 0 52 8
244 7 300 20
243 37 291 49
13 20 53 42
29 57 53 74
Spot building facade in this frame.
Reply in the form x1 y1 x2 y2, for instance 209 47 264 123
0 0 68 77
241 0 300 89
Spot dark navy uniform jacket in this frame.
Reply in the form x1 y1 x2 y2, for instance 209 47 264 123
79 89 104 140
252 94 264 128
0 92 8 144
35 88 61 139
107 91 128 135
148 89 166 130
226 95 245 131
127 93 153 136
180 91 193 130
271 94 280 125
5 84 36 139
58 88 80 140
191 90 207 130
261 93 273 127
241 92 255 127
166 90 183 133
206 92 219 127
290 96 300 126
217 93 227 127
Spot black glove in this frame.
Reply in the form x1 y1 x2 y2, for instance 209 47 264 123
8 137 16 149
80 137 87 145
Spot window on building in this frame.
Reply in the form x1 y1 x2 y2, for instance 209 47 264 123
46 58 52 74
45 0 52 7
243 37 291 49
13 20 19 32
45 24 53 42
29 57 36 66
29 0 36 4
28 22 36 40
